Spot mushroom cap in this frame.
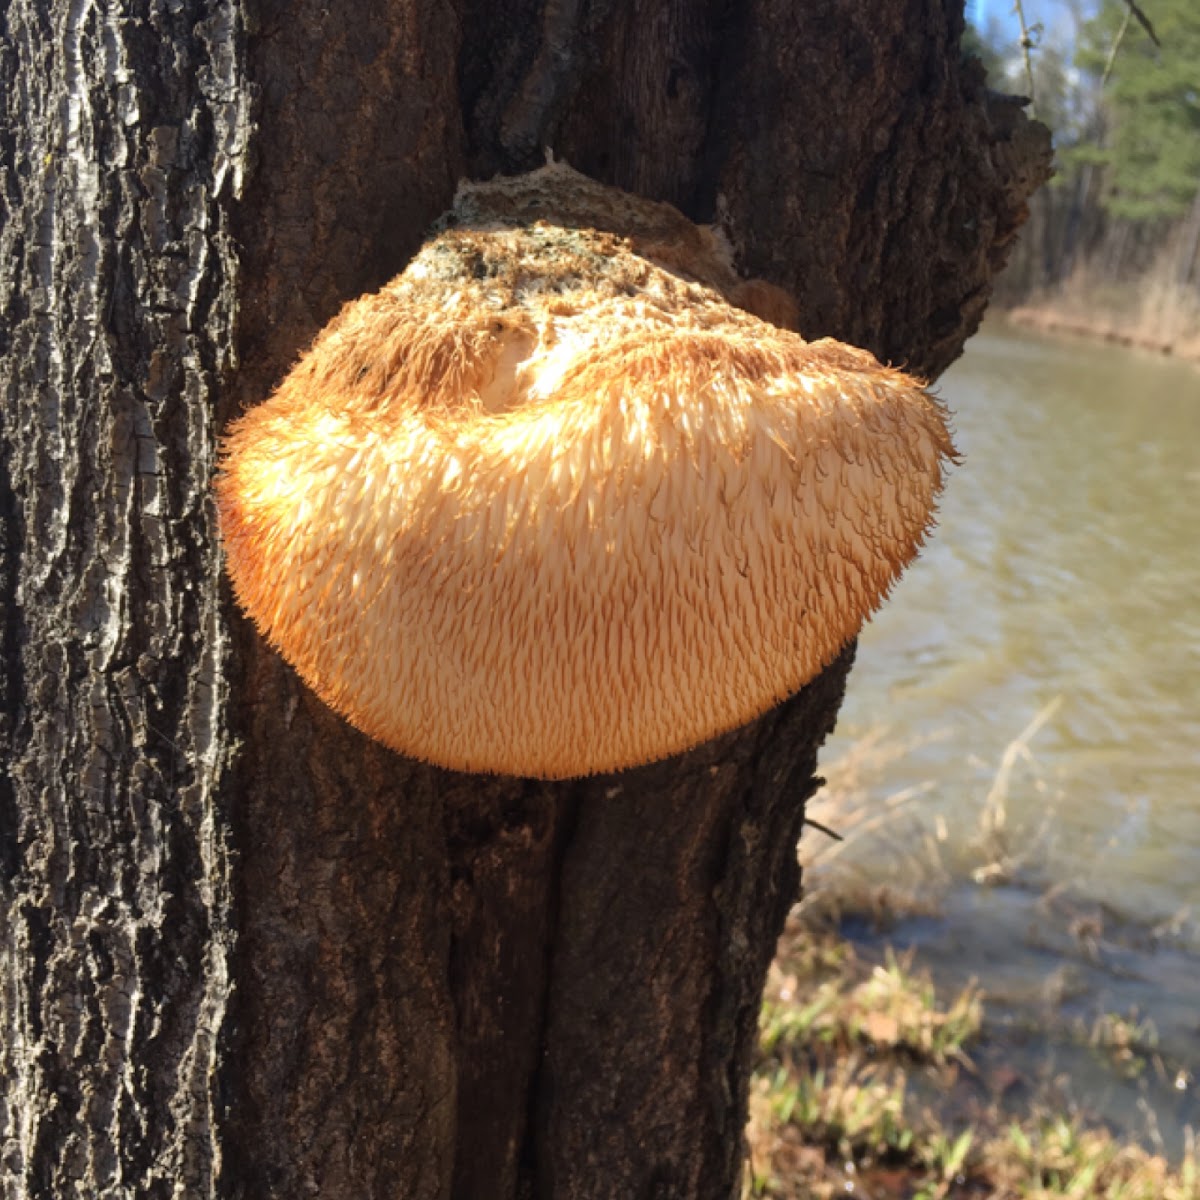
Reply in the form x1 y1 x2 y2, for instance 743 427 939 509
217 164 955 779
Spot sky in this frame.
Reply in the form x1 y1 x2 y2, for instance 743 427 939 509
969 0 1097 50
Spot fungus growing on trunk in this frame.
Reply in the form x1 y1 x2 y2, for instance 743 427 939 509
217 163 956 779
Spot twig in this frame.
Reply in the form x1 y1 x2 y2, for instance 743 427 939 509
803 816 844 842
1121 0 1161 49
1101 2 1161 89
809 781 937 867
1012 0 1041 117
1101 6 1134 86
982 695 1064 835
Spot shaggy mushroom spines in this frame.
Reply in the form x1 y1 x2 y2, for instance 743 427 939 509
216 164 955 779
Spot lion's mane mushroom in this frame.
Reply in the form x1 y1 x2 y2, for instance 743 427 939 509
216 162 956 780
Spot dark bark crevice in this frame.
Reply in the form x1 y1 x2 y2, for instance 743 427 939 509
442 783 582 1199
0 430 22 886
515 791 583 1199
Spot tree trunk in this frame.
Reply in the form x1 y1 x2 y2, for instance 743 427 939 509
0 2 1050 1198
1175 182 1200 287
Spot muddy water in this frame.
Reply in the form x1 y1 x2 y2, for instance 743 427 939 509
807 320 1200 1151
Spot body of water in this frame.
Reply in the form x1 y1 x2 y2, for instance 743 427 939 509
807 320 1200 1150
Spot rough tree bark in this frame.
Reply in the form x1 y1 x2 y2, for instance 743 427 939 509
0 1 1050 1198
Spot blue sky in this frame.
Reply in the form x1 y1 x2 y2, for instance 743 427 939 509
969 0 1096 49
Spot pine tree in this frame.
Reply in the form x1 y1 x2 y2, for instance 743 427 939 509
1080 0 1200 221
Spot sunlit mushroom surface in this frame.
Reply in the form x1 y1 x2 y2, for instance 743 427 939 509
217 163 956 779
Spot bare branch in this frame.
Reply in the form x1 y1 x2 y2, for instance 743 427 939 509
1101 6 1134 86
803 816 845 843
1012 0 1041 117
1122 0 1161 49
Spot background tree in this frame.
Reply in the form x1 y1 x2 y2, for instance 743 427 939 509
1079 0 1200 225
0 2 1050 1198
982 0 1200 305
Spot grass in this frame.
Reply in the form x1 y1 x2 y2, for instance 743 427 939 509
1085 1011 1159 1081
759 946 983 1066
746 920 1200 1200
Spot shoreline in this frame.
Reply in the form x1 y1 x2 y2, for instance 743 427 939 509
1004 303 1200 367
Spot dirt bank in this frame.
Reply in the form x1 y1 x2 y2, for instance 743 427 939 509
1007 304 1200 366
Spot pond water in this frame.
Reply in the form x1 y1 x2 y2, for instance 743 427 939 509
805 320 1200 1152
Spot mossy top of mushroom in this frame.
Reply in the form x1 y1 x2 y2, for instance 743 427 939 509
217 162 956 779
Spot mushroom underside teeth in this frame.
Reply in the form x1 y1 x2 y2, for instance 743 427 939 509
216 176 955 779
218 381 949 778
